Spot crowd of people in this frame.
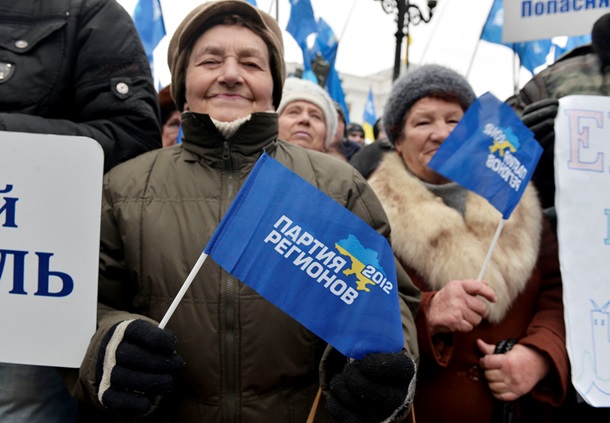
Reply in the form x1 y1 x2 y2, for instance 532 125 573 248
1 0 609 421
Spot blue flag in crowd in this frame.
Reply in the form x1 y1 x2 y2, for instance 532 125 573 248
554 35 591 60
133 0 166 68
310 17 338 65
512 39 552 74
363 88 376 126
326 68 350 122
428 92 542 219
480 0 503 44
362 87 377 141
480 0 592 73
204 153 404 359
286 0 317 71
245 0 258 5
310 17 350 122
480 0 551 74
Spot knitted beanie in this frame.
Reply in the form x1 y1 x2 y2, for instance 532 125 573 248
383 64 476 145
277 78 338 149
167 0 285 112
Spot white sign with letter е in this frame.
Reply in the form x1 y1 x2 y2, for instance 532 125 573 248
0 132 102 368
555 95 610 407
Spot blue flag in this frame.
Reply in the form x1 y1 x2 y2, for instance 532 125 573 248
286 0 317 71
204 153 404 359
513 40 552 74
326 67 350 123
310 18 350 122
428 92 542 219
480 0 551 74
362 88 376 127
245 0 258 5
362 88 377 141
133 0 166 67
553 35 591 60
310 17 338 66
480 0 504 44
286 0 317 45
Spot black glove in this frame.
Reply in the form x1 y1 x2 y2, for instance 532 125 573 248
521 98 559 148
326 351 416 423
96 319 185 416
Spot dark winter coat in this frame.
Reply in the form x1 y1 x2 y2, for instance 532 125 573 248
0 0 161 172
71 112 420 422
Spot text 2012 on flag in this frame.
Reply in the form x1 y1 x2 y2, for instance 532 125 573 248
202 153 404 359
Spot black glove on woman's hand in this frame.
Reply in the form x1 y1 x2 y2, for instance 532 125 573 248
96 319 185 416
326 351 416 423
521 98 559 148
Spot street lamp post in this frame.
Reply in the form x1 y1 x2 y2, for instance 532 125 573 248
374 0 438 81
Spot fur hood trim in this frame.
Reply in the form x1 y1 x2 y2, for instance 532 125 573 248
369 153 543 322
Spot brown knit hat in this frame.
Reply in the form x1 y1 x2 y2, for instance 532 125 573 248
167 0 286 112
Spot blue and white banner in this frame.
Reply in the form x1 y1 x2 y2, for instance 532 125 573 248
204 153 404 359
428 92 542 219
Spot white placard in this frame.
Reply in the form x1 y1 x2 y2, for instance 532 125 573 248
555 95 610 407
504 1 607 43
0 132 103 368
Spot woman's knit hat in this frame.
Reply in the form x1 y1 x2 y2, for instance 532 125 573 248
167 0 285 112
277 78 338 149
383 64 476 145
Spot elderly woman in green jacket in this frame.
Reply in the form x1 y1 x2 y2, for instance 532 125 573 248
68 1 420 422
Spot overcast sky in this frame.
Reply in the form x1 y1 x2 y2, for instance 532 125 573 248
117 0 535 101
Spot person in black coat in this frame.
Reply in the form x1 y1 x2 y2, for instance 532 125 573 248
0 0 161 421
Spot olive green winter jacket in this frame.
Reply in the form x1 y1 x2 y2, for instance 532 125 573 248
71 111 420 422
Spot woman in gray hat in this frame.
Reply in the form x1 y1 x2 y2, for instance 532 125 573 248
367 64 569 423
68 1 419 422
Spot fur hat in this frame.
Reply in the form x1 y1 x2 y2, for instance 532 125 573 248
383 64 476 145
167 0 285 112
277 78 338 149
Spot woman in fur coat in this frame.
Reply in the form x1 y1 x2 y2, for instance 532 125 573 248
367 64 570 423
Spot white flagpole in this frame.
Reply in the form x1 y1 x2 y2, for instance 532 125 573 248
158 251 209 329
477 219 506 282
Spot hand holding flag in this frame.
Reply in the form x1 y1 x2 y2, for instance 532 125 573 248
428 92 542 280
160 153 404 360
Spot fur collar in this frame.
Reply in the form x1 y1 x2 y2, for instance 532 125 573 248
369 154 543 322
